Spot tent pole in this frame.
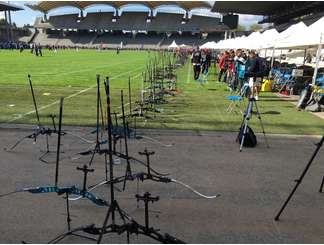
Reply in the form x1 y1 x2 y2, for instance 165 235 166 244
303 48 307 65
312 33 323 85
269 47 276 77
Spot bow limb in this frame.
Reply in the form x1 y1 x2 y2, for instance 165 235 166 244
170 179 220 199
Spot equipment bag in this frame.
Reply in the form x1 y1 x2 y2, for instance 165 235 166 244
237 125 257 147
297 86 312 109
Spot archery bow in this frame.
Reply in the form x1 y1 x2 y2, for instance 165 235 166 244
0 186 108 207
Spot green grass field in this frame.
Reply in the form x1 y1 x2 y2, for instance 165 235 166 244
0 49 323 135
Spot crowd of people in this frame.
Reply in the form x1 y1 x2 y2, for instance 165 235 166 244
0 41 29 50
190 46 269 100
218 49 269 100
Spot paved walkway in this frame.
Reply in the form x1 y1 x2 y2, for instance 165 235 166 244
0 127 324 243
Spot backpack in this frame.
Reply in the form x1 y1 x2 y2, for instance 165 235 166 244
237 125 257 147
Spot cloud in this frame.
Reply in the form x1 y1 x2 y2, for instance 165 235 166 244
238 14 263 26
0 12 4 19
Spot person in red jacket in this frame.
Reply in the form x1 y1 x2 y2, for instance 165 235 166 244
218 51 229 82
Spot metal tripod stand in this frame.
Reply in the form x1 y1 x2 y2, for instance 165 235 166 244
78 75 108 181
238 97 269 152
274 135 324 221
5 74 65 163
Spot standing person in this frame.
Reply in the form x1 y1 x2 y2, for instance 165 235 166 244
245 50 262 100
191 46 202 80
226 50 235 87
202 49 211 75
232 49 245 91
38 44 43 57
218 51 229 82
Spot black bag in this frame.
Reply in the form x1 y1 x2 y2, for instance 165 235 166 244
297 86 312 109
237 125 257 147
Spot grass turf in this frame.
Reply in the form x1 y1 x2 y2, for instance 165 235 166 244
0 49 323 135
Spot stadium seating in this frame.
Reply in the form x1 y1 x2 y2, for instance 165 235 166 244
30 11 226 48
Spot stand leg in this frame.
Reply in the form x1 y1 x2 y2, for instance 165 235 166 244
274 136 324 221
66 192 71 231
46 134 49 153
240 117 249 152
253 100 269 148
319 176 324 193
97 204 113 244
239 100 252 152
104 152 108 182
88 144 99 166
5 136 29 151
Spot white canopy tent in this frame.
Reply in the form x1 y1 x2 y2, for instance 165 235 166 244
273 19 324 84
200 41 217 49
212 21 323 83
168 40 179 49
271 22 308 49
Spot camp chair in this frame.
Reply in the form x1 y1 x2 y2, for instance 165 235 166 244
226 83 250 114
272 69 295 93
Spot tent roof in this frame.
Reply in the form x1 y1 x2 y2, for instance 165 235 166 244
27 1 212 13
275 18 324 49
168 40 179 48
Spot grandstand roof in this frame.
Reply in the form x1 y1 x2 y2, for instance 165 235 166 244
212 1 288 15
27 1 212 13
212 1 324 24
0 1 23 11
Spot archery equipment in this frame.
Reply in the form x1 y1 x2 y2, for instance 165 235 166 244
78 75 106 164
135 192 159 232
77 164 94 196
94 79 186 243
236 97 269 152
121 90 134 191
1 98 109 244
77 75 109 183
5 74 66 164
274 135 324 221
73 146 219 200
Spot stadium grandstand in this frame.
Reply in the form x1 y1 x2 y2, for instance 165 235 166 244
25 1 228 49
0 1 26 43
212 1 324 32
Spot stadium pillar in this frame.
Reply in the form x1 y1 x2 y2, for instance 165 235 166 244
185 10 189 19
4 10 10 42
8 10 13 42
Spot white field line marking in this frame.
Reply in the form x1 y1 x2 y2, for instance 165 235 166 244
7 66 144 123
186 62 191 83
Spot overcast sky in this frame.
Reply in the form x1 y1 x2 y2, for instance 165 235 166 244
0 1 264 29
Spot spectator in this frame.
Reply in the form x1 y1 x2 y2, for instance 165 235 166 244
218 51 229 83
191 46 202 80
245 50 262 100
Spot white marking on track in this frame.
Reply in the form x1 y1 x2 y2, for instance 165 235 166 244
186 62 192 83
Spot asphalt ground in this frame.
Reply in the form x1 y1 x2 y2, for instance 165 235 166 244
0 125 324 243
